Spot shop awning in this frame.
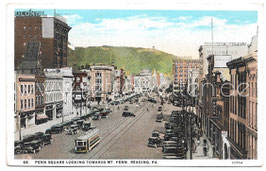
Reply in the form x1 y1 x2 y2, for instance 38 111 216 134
36 114 49 120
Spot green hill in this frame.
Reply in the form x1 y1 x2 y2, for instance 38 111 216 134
67 46 175 75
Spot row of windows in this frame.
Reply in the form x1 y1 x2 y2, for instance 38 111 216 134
45 93 63 102
20 84 34 95
248 101 257 130
230 119 246 150
20 98 34 110
23 34 41 39
36 95 43 105
23 25 41 31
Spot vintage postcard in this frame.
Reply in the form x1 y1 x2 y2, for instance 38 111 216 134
4 0 264 167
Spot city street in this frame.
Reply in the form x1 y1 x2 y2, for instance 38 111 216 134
15 95 173 159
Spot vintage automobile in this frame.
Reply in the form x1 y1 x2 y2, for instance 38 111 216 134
41 134 52 145
22 140 42 154
46 124 64 134
14 140 24 154
156 113 163 122
75 120 84 128
147 137 162 148
122 112 135 117
67 124 79 135
124 105 129 111
152 131 160 138
92 112 101 120
100 110 110 118
162 141 178 152
82 121 92 131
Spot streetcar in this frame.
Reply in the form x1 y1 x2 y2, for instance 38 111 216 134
74 128 100 153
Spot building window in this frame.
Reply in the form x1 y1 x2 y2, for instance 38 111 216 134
28 85 30 94
24 99 27 109
31 85 34 94
28 99 31 108
21 85 23 95
32 98 34 107
24 85 27 95
21 99 23 109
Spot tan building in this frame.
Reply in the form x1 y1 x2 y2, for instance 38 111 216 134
15 74 36 133
89 65 115 102
172 57 200 93
226 31 258 159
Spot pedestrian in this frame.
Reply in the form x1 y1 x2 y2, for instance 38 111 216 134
117 106 120 110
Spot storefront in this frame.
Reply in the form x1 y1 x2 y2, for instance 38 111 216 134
35 108 48 125
56 103 63 118
45 105 54 120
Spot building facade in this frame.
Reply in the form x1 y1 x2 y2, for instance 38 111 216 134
172 57 200 94
134 69 154 94
15 74 36 132
89 65 115 102
44 69 63 120
199 42 249 77
15 10 71 70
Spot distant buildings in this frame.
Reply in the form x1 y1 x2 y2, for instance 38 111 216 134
172 57 200 94
134 69 154 94
199 42 249 77
89 65 115 102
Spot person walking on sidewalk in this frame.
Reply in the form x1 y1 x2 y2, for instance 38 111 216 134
203 139 209 156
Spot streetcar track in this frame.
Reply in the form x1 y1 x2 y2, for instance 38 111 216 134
71 101 148 159
91 103 151 159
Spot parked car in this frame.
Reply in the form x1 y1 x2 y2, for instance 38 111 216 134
82 121 91 131
14 140 24 154
152 131 160 138
75 120 84 128
156 113 163 122
148 137 162 148
122 112 135 117
46 124 64 134
21 140 42 154
92 112 101 120
67 124 79 135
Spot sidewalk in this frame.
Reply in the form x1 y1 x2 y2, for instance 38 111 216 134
191 133 219 160
15 113 80 141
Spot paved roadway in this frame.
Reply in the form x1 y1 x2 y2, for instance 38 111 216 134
15 95 174 159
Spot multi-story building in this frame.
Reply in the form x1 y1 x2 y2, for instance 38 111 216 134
89 65 115 102
199 42 249 77
202 55 232 158
60 67 73 117
226 32 258 159
15 74 36 132
73 71 89 116
15 9 71 70
44 69 63 120
172 57 200 94
134 69 154 94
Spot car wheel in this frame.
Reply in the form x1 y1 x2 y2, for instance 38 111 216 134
15 148 22 154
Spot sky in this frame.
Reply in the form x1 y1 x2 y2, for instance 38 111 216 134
17 9 258 58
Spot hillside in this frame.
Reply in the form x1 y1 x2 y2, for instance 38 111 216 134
68 46 175 75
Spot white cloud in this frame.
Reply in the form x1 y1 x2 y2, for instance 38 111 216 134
63 14 82 25
68 15 257 58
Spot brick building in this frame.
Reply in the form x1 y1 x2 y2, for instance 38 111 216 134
15 10 71 70
172 57 200 94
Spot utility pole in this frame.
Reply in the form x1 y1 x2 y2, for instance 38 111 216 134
211 18 214 55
